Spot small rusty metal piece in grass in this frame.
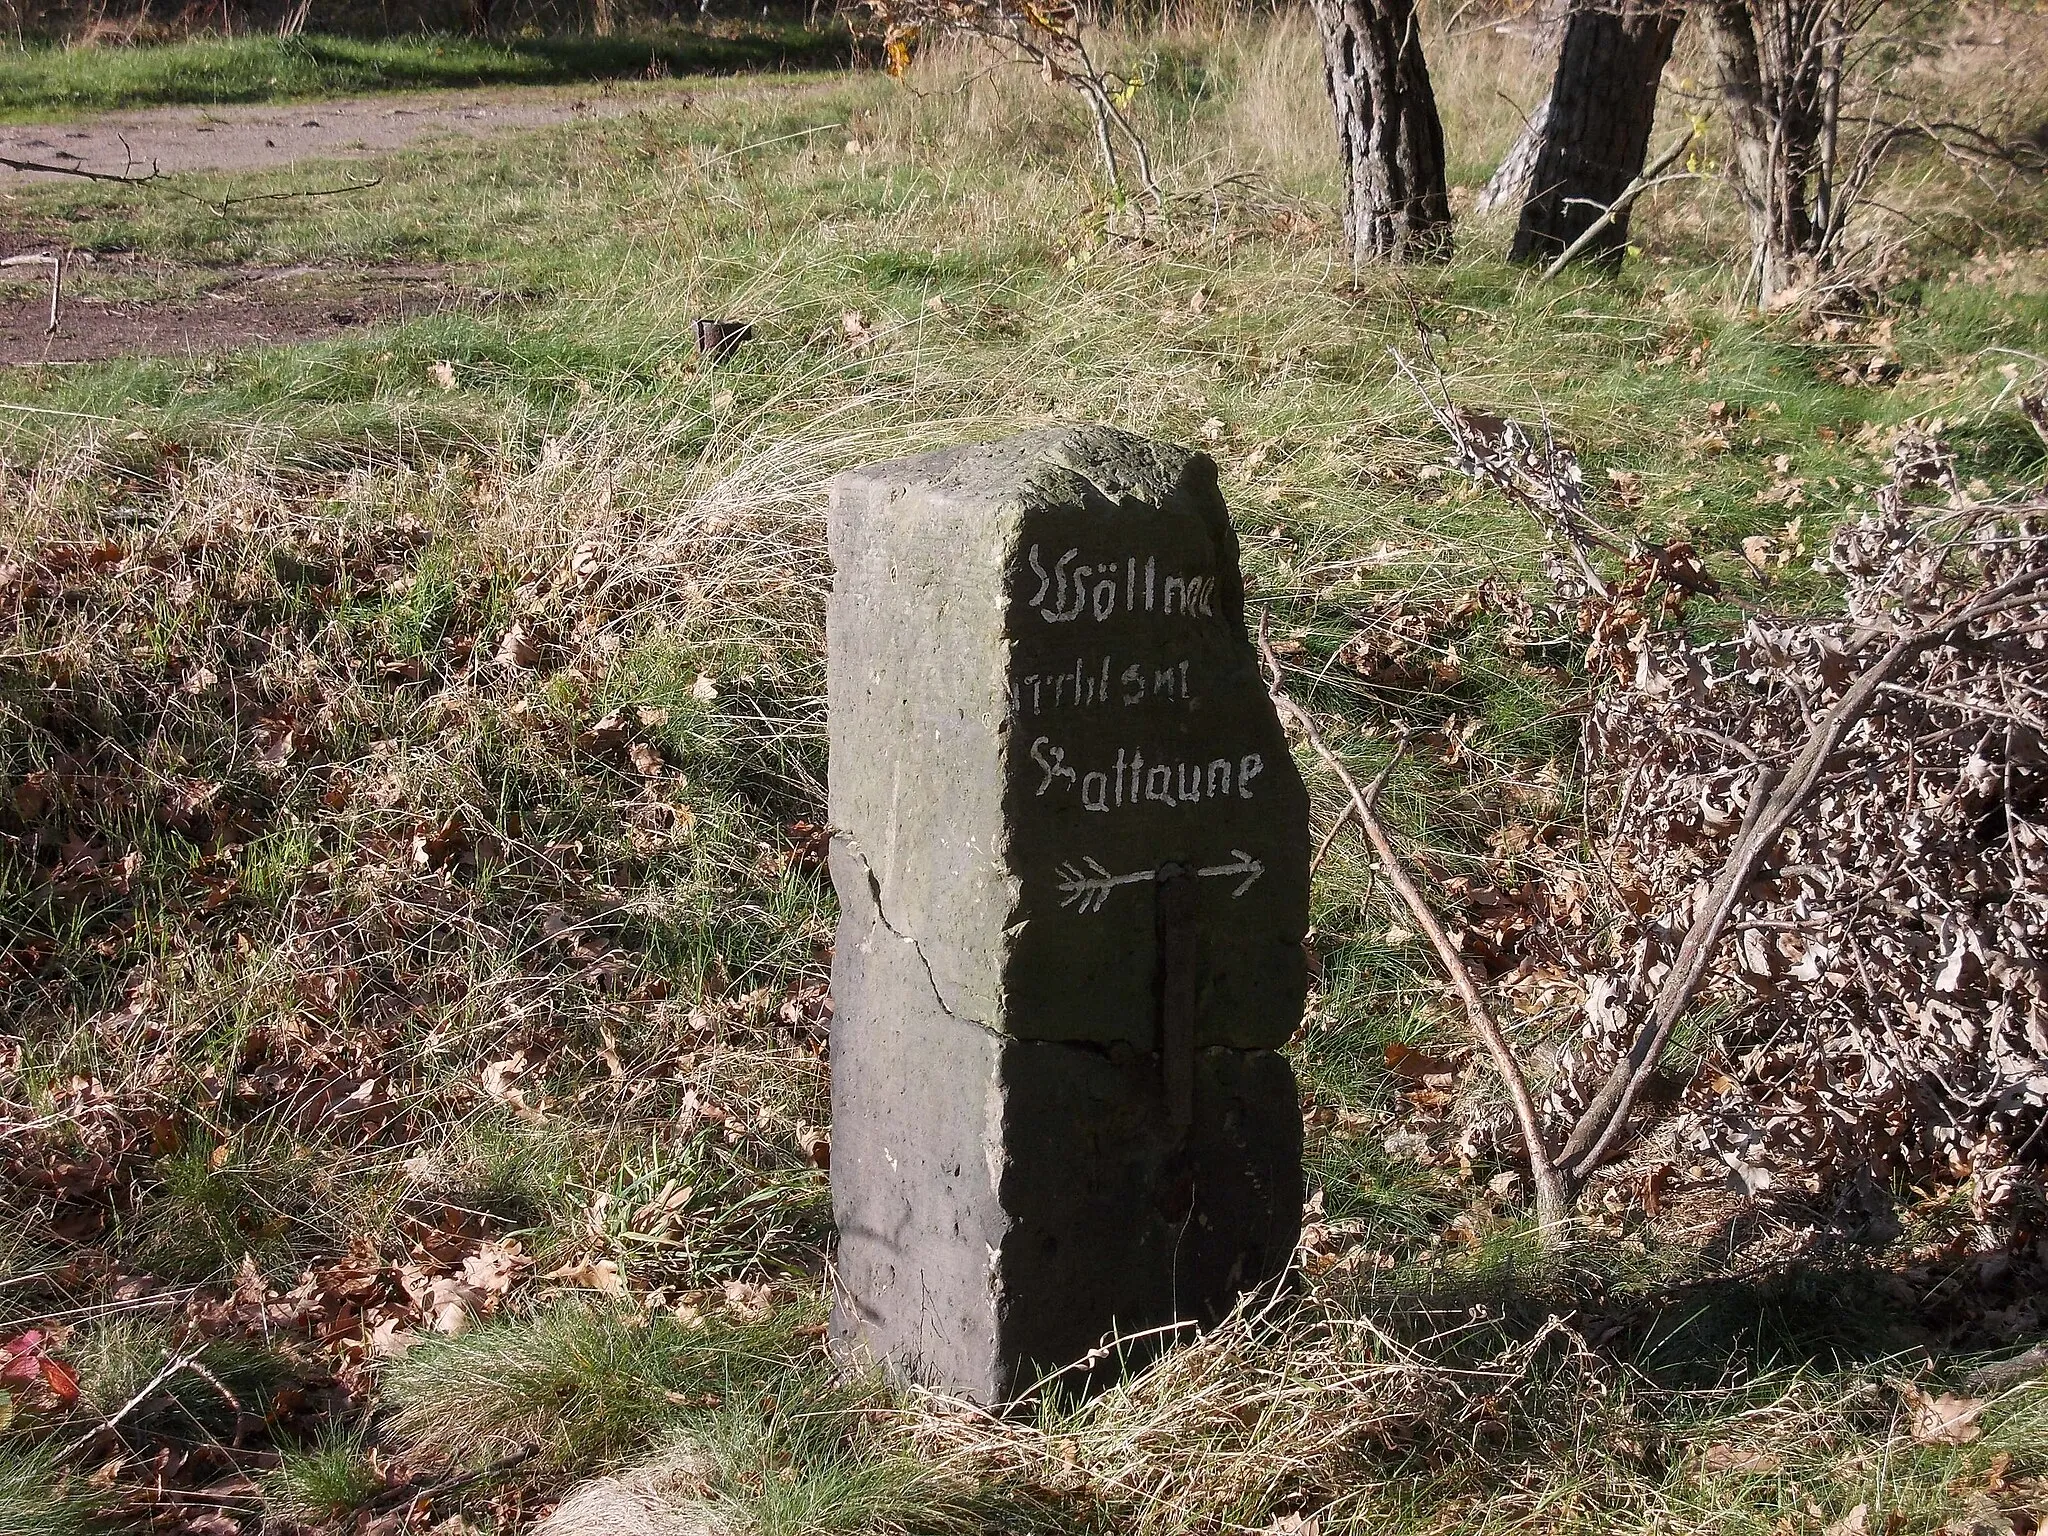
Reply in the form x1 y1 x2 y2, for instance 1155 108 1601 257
694 318 752 361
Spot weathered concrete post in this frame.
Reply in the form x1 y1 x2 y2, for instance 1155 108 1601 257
826 426 1307 1404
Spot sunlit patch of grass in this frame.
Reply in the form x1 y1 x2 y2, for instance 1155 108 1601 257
0 29 850 122
379 1298 819 1474
135 1134 337 1278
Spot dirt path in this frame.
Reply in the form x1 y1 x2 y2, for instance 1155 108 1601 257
0 260 506 366
0 83 679 183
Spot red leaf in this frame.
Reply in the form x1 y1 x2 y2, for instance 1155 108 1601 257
39 1357 79 1404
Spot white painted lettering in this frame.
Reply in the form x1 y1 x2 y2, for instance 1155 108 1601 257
1031 736 1076 795
1082 771 1110 812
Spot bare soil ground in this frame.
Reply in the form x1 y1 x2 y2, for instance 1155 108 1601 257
0 86 613 362
0 255 503 364
0 83 671 182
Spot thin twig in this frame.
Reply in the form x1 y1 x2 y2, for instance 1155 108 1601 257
1258 616 1568 1235
0 251 63 333
52 1350 201 1464
205 175 382 216
368 1443 543 1512
1308 802 1357 877
1537 125 1702 282
0 153 162 184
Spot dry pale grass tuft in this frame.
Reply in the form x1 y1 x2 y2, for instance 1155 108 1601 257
905 1294 1464 1531
536 1474 732 1536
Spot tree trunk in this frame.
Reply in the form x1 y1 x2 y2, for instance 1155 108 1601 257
1509 1 1685 269
1477 2 1570 216
1698 0 1833 304
1477 98 1547 217
1307 0 1454 265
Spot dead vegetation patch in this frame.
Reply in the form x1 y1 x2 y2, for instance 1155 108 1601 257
0 257 507 365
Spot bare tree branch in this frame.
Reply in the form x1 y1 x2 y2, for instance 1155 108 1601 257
1257 614 1570 1235
1537 124 1701 282
0 153 162 184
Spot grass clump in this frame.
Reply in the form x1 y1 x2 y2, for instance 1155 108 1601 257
674 1374 1010 1536
379 1299 819 1474
259 1427 384 1525
0 1446 104 1536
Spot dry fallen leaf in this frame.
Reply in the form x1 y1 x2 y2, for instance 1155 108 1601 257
691 672 720 704
629 741 665 778
481 1050 531 1104
1904 1385 1986 1446
545 1257 627 1296
1700 1443 1783 1474
368 1316 419 1358
414 812 468 873
721 1279 775 1322
429 360 457 391
461 1239 531 1298
495 619 542 669
1385 1041 1456 1080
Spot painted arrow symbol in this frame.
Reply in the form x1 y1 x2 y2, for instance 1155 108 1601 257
1197 849 1264 897
1054 857 1153 915
1055 850 1265 914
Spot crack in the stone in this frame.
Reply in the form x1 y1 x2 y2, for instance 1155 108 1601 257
839 835 1000 1037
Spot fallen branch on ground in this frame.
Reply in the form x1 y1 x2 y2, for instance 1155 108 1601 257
1378 340 2048 1211
1552 562 2048 1188
0 251 64 334
1 146 380 219
1258 614 1570 1236
0 152 162 184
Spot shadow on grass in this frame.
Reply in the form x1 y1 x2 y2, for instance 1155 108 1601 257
0 27 858 120
1355 1189 2047 1401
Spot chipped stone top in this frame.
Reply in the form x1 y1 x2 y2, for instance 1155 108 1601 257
827 426 1308 1052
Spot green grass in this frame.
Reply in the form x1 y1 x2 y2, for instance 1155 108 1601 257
0 28 854 122
0 13 2044 1536
0 1447 106 1536
379 1298 820 1472
259 1427 384 1524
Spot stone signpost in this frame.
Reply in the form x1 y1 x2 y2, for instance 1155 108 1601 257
826 425 1308 1404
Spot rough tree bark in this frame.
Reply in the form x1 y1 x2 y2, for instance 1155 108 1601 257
1476 2 1568 215
1477 98 1547 217
1697 0 1836 303
1509 0 1686 268
1307 0 1454 264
